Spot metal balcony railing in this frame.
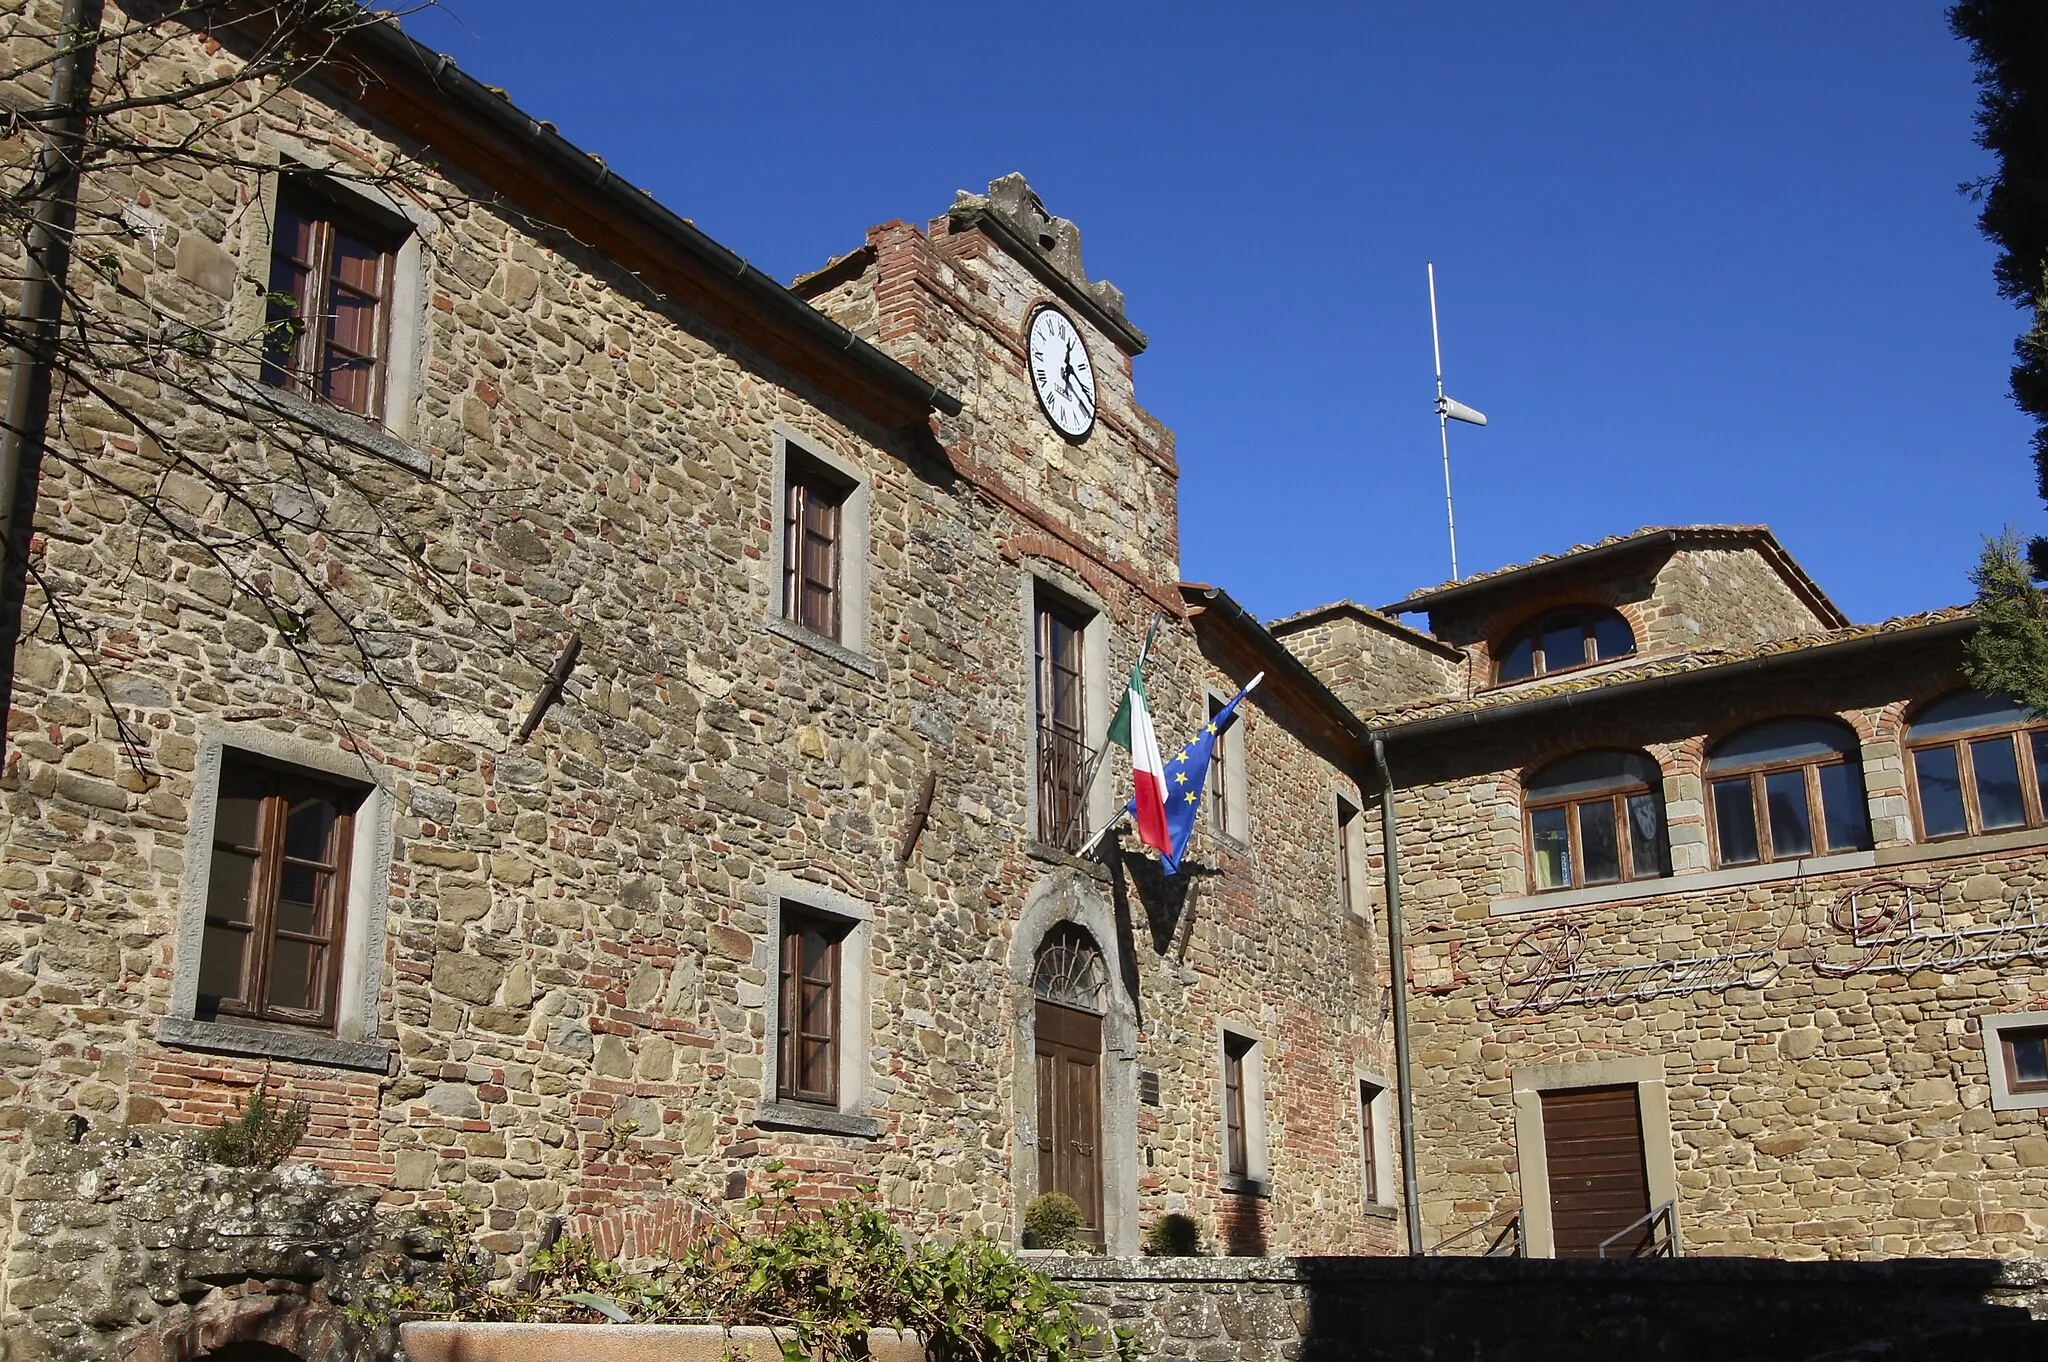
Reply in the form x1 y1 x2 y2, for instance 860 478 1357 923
1423 1206 1524 1257
1599 1199 1681 1258
1036 725 1095 852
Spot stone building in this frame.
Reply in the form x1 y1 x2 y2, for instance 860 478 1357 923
0 5 1400 1355
1277 525 2048 1260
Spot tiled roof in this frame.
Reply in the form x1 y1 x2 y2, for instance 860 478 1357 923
1367 605 1973 729
1379 525 1849 629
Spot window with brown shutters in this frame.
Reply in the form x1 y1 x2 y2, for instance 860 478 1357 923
1206 694 1231 832
777 909 843 1107
782 460 848 641
195 755 363 1030
1222 1031 1254 1180
261 182 399 419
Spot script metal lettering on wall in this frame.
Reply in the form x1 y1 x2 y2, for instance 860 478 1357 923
1810 878 2048 978
1490 918 1781 1018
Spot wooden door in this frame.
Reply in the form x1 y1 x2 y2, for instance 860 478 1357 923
1034 999 1103 1245
1541 1085 1650 1258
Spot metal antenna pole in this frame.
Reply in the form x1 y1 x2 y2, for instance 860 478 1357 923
1428 262 1458 582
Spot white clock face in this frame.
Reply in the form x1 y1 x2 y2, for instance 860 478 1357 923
1027 305 1097 439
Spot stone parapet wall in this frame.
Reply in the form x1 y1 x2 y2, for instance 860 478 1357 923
1049 1255 2048 1362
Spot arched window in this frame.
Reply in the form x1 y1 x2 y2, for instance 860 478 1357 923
1905 690 2048 840
1706 718 1870 866
1495 606 1635 683
1524 750 1669 892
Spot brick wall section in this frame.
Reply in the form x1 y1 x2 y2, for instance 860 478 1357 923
1378 638 2048 1259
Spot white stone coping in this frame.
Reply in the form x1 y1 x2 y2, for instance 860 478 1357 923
765 615 880 678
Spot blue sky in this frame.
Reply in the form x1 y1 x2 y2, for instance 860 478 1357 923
405 1 2028 626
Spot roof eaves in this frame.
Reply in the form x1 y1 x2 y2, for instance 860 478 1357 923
339 18 962 422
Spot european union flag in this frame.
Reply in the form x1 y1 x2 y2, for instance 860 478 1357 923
1132 681 1253 875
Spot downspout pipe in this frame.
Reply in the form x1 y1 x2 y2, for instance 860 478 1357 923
0 0 103 761
1371 733 1424 1255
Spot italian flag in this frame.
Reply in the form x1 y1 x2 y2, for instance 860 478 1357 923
1106 626 1171 856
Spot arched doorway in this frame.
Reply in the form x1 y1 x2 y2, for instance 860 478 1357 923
1033 923 1107 1247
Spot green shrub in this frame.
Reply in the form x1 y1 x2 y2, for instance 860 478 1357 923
386 1172 1138 1361
196 1077 310 1168
1021 1192 1084 1250
1142 1213 1202 1257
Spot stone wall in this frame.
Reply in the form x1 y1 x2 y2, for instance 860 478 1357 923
0 5 1396 1343
1268 607 1465 717
1050 1255 2048 1362
5 1114 413 1362
1379 634 2048 1258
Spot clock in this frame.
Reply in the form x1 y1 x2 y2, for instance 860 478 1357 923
1026 304 1097 440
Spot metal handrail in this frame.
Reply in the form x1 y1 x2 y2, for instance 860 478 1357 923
1423 1205 1523 1257
1598 1199 1680 1258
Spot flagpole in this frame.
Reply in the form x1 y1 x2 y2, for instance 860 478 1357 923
1429 262 1459 583
1080 670 1264 863
1060 614 1160 851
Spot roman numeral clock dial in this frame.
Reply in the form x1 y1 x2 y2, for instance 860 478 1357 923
1027 304 1097 440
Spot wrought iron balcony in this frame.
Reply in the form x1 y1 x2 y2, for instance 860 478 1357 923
1036 725 1096 852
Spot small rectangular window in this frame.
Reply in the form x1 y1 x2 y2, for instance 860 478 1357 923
1762 769 1814 859
263 183 399 419
2003 1025 2048 1093
1337 795 1362 917
777 909 844 1107
782 460 848 641
197 755 362 1030
1972 736 2027 830
1207 694 1231 833
1530 806 1571 889
1359 1079 1383 1204
1223 1032 1254 1180
1713 777 1761 865
1912 745 1969 838
1576 801 1620 884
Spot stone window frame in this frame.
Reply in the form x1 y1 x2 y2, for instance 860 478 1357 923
1982 1010 2048 1113
765 427 874 676
1217 1019 1271 1196
1509 1054 1678 1259
1019 569 1113 854
753 878 878 1138
1357 1070 1395 1213
1334 784 1371 924
1203 686 1250 847
230 134 434 476
157 722 396 1072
